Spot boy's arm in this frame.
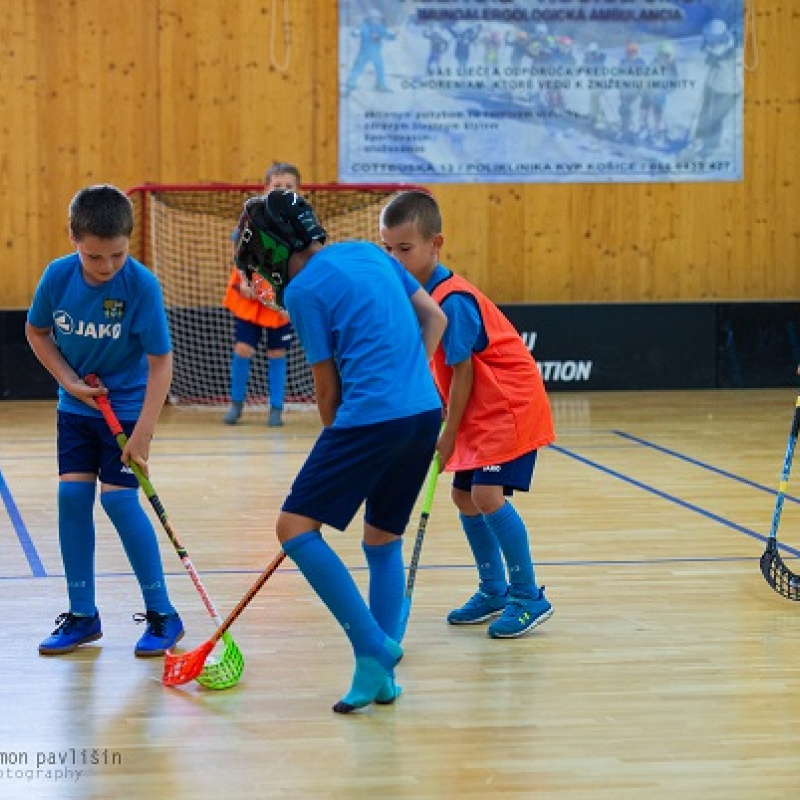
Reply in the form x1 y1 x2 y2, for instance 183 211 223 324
311 358 341 427
439 358 473 465
24 322 105 406
409 287 448 360
123 352 173 475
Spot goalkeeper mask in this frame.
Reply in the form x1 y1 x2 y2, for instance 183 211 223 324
234 190 327 311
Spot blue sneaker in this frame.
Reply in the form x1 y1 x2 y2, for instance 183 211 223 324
488 587 553 639
133 611 184 657
267 407 284 427
39 612 102 655
447 590 507 625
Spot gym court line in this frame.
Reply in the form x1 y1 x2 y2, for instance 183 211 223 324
4 442 798 582
612 430 800 504
0 461 46 577
548 443 800 559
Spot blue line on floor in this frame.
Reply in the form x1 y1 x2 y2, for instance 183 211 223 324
2 554 785 583
612 430 800 503
0 464 46 577
550 443 800 559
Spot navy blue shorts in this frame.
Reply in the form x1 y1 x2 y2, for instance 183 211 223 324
452 449 538 497
57 411 139 488
234 317 292 351
282 409 441 534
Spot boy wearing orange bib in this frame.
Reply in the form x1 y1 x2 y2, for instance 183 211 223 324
380 190 556 638
222 162 300 426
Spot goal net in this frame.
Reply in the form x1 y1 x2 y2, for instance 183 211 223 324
127 182 420 409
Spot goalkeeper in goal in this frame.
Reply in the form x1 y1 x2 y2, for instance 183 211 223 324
222 161 302 427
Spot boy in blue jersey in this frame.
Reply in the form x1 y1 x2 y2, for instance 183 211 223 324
26 184 184 658
233 190 447 713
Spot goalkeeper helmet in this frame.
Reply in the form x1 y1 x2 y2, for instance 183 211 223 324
234 190 327 309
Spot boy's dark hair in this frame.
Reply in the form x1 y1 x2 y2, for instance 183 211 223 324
68 184 134 241
380 190 441 239
265 161 302 186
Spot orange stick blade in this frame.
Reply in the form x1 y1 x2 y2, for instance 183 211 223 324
162 640 215 686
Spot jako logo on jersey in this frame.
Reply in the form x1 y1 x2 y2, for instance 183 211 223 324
482 465 502 473
53 310 121 339
54 310 75 333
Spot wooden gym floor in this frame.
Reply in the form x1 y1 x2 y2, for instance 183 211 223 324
1 390 799 799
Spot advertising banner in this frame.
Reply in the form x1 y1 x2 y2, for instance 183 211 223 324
339 1 745 183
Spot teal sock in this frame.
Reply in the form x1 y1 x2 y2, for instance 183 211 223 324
335 638 404 713
284 531 402 711
58 482 98 616
230 353 251 403
101 489 175 614
484 502 537 599
460 512 508 596
267 356 287 410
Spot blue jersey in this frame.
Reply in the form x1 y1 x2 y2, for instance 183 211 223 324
426 264 487 365
285 242 441 428
27 253 171 419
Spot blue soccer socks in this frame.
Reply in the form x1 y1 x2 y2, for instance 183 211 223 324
58 481 98 617
100 489 175 615
230 353 251 403
362 538 405 641
484 502 538 600
284 530 402 711
267 355 287 411
284 531 385 656
460 512 508 597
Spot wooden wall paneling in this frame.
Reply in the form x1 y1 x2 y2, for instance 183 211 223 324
158 0 202 182
683 184 716 299
32 2 83 298
312 0 340 181
85 0 160 187
436 186 491 296
744 2 800 301
650 184 685 300
233 1 315 184
278 2 317 179
195 1 245 183
490 185 527 302
235 0 281 183
74 4 103 185
584 184 624 302
564 184 604 302
521 184 571 304
0 2 36 307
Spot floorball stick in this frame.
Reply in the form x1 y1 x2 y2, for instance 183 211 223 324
84 374 245 687
162 550 286 687
397 453 440 642
760 391 800 600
